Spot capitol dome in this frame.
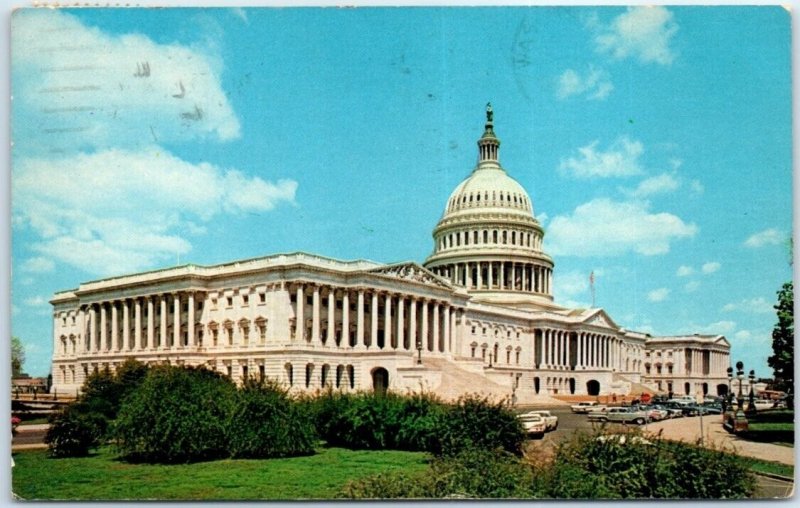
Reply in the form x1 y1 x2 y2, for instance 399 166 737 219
424 104 555 308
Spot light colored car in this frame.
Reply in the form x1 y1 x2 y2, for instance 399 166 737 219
571 401 606 413
592 407 650 425
517 412 546 437
527 410 558 431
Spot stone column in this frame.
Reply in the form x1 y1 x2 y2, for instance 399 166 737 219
173 293 181 349
356 289 365 348
466 263 472 288
370 292 378 349
511 261 517 291
312 285 320 344
431 303 439 353
566 331 571 369
396 296 404 350
90 305 97 352
449 308 457 354
160 296 167 350
122 300 130 350
342 291 350 347
487 262 493 289
147 297 154 350
100 304 108 351
111 302 119 351
188 292 195 347
134 299 142 350
384 293 392 349
295 285 304 341
327 289 335 345
443 305 450 354
476 263 483 289
409 298 417 351
421 300 429 352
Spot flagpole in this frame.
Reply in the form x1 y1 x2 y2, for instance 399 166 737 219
590 271 596 308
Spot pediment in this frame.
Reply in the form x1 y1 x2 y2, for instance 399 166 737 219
582 309 619 330
368 263 452 289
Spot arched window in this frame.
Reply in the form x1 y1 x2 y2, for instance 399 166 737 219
285 363 294 386
493 230 498 243
483 230 488 243
305 363 314 388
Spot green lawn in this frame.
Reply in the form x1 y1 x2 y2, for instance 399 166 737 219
12 446 430 500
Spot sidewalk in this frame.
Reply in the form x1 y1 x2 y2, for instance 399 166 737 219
643 416 795 466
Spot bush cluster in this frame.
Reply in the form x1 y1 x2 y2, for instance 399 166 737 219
45 359 149 458
113 366 318 463
312 391 522 456
343 429 757 500
532 431 757 499
227 378 316 459
340 449 534 499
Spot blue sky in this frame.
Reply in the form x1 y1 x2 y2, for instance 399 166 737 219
10 6 792 377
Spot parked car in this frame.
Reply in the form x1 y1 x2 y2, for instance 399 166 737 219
571 401 605 413
603 407 650 425
517 412 546 437
650 404 679 419
527 410 558 431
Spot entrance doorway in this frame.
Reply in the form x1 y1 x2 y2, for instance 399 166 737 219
371 367 389 396
586 380 600 396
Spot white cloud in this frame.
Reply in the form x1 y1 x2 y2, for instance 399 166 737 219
626 172 680 198
547 198 697 257
744 228 783 248
647 287 669 302
701 261 721 274
722 297 774 314
24 296 47 307
554 270 590 300
536 212 548 225
683 280 700 292
559 137 644 179
676 265 693 277
20 256 55 273
556 66 613 101
689 180 704 194
734 330 752 340
11 9 240 155
13 147 297 276
595 6 679 65
230 8 249 23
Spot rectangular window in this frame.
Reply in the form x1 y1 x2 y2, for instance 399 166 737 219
226 297 233 307
211 298 217 310
259 365 265 380
242 294 249 306
259 293 266 304
226 366 232 378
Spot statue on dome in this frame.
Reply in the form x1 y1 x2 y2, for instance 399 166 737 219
486 102 493 123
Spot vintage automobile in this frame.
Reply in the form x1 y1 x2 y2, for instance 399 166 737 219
589 407 650 425
571 401 606 413
517 412 546 437
527 410 558 431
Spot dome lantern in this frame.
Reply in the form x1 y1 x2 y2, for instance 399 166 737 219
478 102 501 163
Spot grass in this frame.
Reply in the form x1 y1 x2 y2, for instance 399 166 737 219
743 457 794 478
741 410 794 447
17 417 49 426
12 446 430 500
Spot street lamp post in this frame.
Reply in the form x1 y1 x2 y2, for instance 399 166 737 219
416 339 422 365
747 369 757 413
724 366 733 413
736 361 745 410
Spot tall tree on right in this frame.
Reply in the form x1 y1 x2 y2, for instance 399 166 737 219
768 282 794 402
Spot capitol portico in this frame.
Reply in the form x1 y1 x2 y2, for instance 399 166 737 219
50 106 731 402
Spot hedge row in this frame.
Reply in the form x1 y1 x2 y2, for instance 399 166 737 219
309 390 524 456
342 431 757 499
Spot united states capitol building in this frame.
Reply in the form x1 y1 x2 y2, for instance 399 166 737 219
50 107 731 403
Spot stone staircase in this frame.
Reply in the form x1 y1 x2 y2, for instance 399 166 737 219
404 357 565 406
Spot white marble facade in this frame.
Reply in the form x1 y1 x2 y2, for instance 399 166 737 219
50 107 730 401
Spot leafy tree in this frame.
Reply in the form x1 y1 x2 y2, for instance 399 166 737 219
11 336 25 377
768 282 793 400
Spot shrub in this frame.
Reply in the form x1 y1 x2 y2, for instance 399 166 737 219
341 449 534 499
435 394 524 456
534 430 756 499
113 365 236 463
394 392 446 452
226 378 317 458
44 405 106 458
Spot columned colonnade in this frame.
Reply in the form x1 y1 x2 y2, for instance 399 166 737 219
429 261 552 295
535 329 625 371
291 283 460 355
80 292 203 354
